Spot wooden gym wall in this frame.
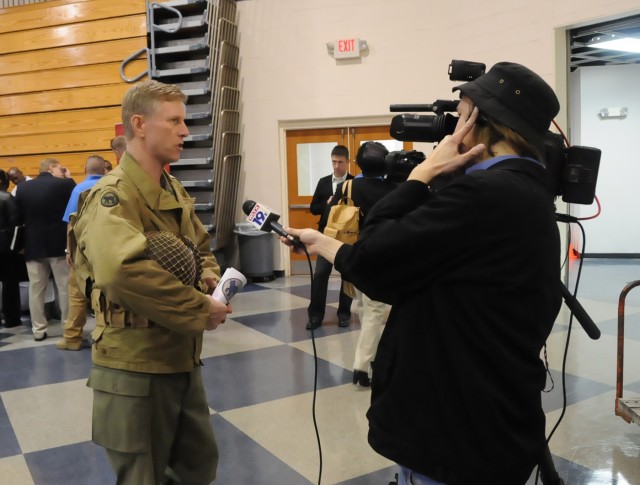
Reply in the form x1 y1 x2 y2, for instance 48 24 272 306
0 0 147 187
1 0 47 8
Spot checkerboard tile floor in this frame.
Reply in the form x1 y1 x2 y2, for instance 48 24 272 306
1 260 640 484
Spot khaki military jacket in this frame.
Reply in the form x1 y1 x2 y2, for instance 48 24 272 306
74 152 220 373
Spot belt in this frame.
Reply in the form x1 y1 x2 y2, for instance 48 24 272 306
91 288 155 328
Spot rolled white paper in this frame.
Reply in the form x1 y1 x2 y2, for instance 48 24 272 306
212 267 247 304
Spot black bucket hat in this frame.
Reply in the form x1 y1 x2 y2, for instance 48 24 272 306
452 62 559 148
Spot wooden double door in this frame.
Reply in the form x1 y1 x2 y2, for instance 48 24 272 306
285 125 411 273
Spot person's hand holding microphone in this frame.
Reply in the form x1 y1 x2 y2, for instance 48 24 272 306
280 227 344 266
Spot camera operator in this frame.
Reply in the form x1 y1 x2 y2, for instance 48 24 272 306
282 62 562 485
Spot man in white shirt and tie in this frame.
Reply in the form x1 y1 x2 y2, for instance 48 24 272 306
306 145 354 330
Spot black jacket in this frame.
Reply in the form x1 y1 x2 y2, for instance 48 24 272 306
15 172 75 260
334 158 561 484
310 173 354 232
0 191 19 253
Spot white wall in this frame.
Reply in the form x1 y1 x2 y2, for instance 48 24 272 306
234 0 640 269
570 64 640 254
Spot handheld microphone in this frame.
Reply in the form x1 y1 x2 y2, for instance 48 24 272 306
242 200 304 248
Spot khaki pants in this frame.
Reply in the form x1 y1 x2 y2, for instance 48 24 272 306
88 365 218 485
26 257 69 338
353 289 390 375
62 265 87 343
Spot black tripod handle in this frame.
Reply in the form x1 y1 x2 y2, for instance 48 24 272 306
561 282 601 340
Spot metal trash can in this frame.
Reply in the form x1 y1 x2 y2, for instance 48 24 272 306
234 222 275 281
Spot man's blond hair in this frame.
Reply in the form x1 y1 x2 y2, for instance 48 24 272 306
39 158 60 172
110 135 127 155
121 80 188 139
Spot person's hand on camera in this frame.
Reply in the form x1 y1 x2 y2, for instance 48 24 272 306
408 106 485 185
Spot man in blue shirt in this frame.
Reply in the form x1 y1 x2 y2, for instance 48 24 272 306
56 155 107 350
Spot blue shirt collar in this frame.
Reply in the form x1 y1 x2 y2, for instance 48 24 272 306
465 155 544 174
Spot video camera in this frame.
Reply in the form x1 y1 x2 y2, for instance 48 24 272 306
382 60 601 205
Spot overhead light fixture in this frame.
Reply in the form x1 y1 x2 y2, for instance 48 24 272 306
598 107 628 119
588 34 640 53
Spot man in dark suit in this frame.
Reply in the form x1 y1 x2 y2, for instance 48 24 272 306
306 145 354 330
15 158 76 341
0 169 23 328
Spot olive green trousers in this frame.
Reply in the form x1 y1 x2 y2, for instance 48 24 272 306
88 365 218 485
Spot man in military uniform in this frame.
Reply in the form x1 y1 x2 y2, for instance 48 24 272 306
74 80 230 484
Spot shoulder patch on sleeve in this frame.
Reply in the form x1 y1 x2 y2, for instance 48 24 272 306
100 191 120 207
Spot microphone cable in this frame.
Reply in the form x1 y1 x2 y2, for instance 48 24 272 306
300 245 324 485
536 124 602 485
535 218 587 485
242 198 324 483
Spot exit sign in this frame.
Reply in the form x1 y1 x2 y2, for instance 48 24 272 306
334 38 361 59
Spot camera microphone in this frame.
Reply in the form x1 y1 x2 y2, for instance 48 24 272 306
242 200 304 248
389 100 459 114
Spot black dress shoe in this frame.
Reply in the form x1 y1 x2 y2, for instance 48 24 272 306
3 321 21 328
338 315 351 327
306 319 322 330
353 370 371 387
34 332 48 342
